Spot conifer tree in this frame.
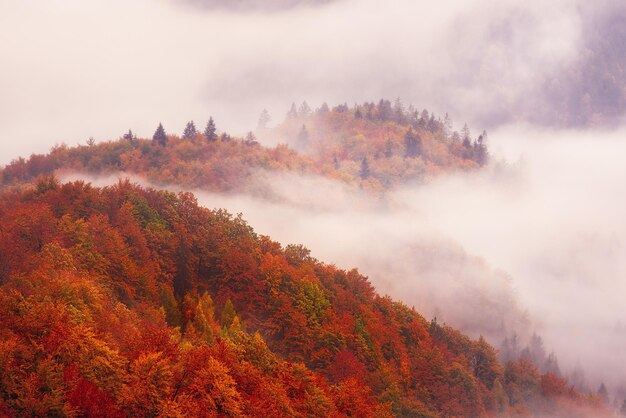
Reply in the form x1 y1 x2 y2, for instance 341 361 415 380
543 352 561 375
123 129 135 141
393 97 406 123
598 383 609 405
221 299 236 328
153 123 167 146
461 123 471 144
377 99 392 120
443 113 453 138
475 133 488 165
204 117 217 141
182 121 197 139
404 128 422 158
244 131 258 146
299 101 311 117
419 109 429 128
287 103 298 119
257 109 271 130
427 114 438 132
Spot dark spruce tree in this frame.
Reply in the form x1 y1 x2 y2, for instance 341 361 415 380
377 99 392 121
393 97 406 124
153 123 167 146
182 121 197 139
404 127 422 158
257 109 271 130
298 101 311 117
474 133 488 165
123 129 135 142
287 102 298 119
244 131 258 146
204 117 217 141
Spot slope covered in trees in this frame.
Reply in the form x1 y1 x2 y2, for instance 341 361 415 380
0 101 487 194
0 179 609 417
271 100 488 188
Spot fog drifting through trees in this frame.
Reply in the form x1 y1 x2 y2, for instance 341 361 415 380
60 124 626 396
197 125 626 394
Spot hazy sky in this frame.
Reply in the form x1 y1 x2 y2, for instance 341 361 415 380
0 0 588 164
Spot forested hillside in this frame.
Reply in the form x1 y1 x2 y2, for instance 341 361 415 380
0 101 487 193
0 179 609 417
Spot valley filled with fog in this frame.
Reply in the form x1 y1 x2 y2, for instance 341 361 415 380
197 125 626 392
4 0 626 411
65 123 626 395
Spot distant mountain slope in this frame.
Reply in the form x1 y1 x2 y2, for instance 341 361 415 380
536 3 626 127
0 101 487 194
0 179 609 417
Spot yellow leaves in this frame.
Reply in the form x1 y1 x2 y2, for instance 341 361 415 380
244 331 277 374
38 242 77 273
63 325 127 394
296 280 330 329
119 352 173 416
190 292 216 344
186 356 243 417
220 299 237 329
12 357 70 417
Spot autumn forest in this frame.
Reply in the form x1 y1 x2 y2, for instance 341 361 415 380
3 0 626 416
0 101 616 417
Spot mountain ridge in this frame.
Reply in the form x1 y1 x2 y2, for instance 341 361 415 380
0 178 609 417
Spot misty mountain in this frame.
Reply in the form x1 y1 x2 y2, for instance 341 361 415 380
3 0 626 414
460 0 626 128
0 102 487 193
0 178 610 417
182 0 626 128
538 2 626 127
